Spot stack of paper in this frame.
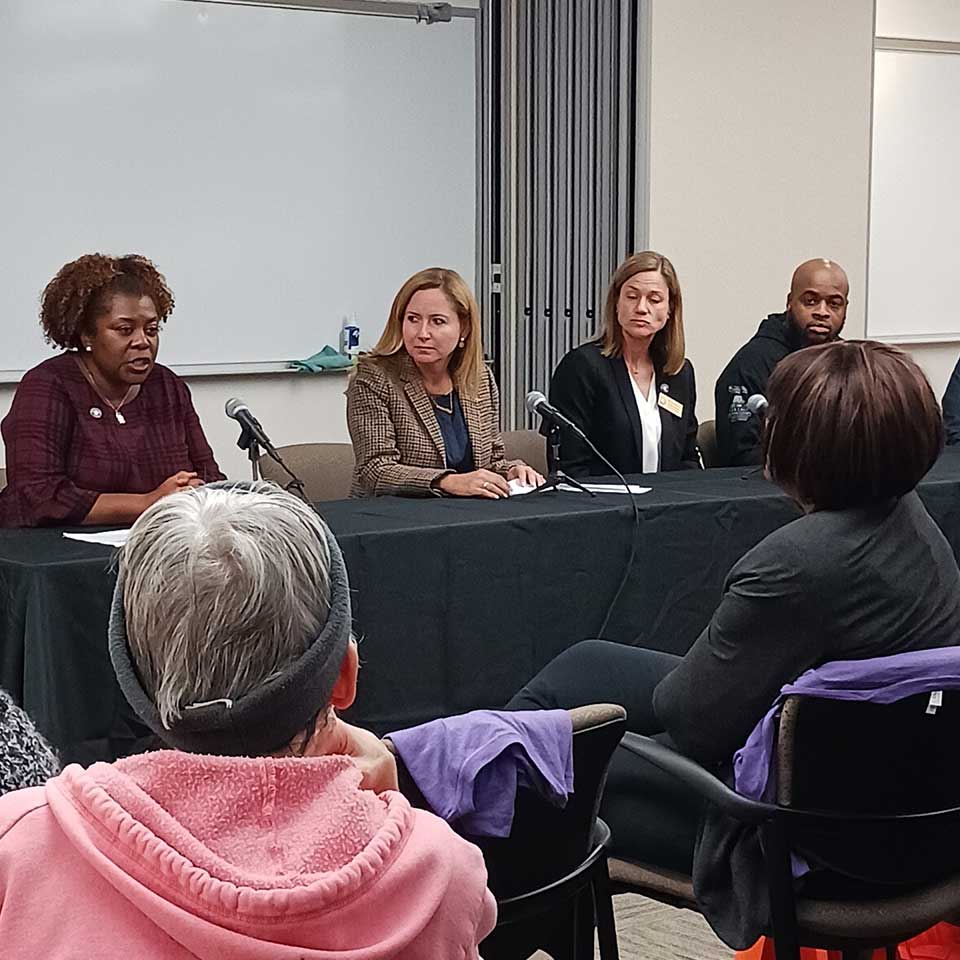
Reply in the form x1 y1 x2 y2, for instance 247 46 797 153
63 529 130 548
508 479 651 497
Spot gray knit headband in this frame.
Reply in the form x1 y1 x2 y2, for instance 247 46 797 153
108 484 352 756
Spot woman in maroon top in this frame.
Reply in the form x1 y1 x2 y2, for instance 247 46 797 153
0 254 224 528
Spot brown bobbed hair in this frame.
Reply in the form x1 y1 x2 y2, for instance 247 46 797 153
367 267 484 398
763 340 943 511
40 253 174 350
597 251 686 376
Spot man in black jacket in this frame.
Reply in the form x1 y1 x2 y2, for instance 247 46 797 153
714 259 848 466
941 355 960 445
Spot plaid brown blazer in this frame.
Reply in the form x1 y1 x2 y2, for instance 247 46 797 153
346 352 518 497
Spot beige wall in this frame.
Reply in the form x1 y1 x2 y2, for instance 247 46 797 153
647 0 872 419
903 346 960 408
647 0 959 413
175 373 352 479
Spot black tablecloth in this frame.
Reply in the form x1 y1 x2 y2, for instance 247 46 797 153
4 450 960 763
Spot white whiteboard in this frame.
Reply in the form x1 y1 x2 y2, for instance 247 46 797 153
867 48 960 341
0 0 476 378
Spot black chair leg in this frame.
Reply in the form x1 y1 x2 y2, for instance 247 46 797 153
592 858 620 960
759 822 801 960
573 889 595 960
540 914 576 960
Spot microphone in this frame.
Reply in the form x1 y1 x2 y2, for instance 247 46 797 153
746 394 768 417
525 390 586 437
224 398 307 500
225 397 272 448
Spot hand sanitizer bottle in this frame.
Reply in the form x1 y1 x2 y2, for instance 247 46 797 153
342 314 361 358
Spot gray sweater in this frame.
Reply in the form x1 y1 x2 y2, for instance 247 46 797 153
0 689 59 797
654 491 960 765
652 491 960 949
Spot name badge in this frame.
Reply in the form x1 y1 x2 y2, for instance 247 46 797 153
657 392 683 418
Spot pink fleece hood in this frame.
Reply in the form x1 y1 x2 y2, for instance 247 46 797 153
0 750 495 959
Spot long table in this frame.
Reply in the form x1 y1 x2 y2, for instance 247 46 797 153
4 451 960 763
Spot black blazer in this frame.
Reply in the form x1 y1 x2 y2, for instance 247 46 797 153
549 342 700 477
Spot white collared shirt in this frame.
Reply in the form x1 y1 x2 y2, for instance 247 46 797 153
628 373 662 473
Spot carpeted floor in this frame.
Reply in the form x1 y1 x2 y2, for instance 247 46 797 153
531 893 733 960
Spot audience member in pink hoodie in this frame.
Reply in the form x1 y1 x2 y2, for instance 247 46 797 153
0 482 496 959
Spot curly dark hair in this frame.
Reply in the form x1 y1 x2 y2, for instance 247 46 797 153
40 254 175 350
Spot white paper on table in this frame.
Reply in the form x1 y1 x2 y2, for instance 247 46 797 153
508 479 538 496
508 479 651 496
63 529 130 548
559 482 651 495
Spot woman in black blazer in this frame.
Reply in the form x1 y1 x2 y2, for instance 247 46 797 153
549 251 700 476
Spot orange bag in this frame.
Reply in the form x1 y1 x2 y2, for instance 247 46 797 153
736 942 837 959
897 923 960 960
735 924 960 960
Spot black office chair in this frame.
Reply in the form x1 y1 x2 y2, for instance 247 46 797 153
391 703 626 960
612 691 960 960
697 419 718 468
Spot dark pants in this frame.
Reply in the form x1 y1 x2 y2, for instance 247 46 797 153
507 639 702 873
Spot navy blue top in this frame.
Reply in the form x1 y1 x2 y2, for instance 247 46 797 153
943 354 960 445
432 391 474 472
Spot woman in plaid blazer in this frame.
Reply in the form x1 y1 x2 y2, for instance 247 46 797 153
346 268 544 498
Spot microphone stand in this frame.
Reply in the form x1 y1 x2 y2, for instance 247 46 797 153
535 422 595 497
234 424 308 502
236 422 262 482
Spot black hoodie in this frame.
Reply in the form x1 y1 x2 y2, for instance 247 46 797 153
713 312 805 467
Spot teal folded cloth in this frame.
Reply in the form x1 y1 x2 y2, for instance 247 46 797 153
288 345 355 372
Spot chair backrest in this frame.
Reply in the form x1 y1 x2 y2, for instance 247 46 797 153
478 703 625 900
258 442 354 502
0 466 5 492
697 419 718 468
775 692 960 885
393 704 626 900
501 429 548 476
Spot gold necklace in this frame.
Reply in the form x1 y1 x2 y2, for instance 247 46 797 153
103 389 136 424
76 357 138 424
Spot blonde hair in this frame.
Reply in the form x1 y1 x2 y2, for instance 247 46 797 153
367 267 485 398
597 251 686 376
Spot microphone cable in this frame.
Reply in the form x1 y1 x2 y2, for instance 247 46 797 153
262 447 309 504
536 406 642 639
581 436 642 640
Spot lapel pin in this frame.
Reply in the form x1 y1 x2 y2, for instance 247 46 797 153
89 407 103 419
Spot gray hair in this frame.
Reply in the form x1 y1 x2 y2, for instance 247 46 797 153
121 482 332 729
